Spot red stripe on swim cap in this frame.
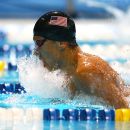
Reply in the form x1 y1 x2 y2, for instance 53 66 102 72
49 16 67 27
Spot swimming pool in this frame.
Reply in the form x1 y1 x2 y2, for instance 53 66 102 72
0 41 130 130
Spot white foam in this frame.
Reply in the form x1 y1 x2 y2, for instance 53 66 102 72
110 61 130 84
17 55 70 99
72 92 108 108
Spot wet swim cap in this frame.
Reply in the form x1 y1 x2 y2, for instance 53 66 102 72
33 11 76 44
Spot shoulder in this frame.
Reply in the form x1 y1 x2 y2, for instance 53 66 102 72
76 52 112 74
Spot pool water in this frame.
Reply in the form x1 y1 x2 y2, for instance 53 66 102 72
0 120 118 130
0 40 130 130
0 120 129 130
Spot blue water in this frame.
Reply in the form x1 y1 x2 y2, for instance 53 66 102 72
42 121 130 130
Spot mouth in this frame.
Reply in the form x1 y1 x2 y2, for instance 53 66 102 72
33 48 42 59
42 58 49 68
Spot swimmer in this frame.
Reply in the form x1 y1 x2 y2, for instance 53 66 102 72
33 11 130 108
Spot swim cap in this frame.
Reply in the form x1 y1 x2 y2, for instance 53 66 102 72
33 11 76 44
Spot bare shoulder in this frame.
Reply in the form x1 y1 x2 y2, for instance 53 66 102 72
76 52 116 76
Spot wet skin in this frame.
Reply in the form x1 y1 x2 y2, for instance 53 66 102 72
33 36 130 108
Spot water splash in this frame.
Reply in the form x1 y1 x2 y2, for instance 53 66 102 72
111 61 130 85
17 55 70 99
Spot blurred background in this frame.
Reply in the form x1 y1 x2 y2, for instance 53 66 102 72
0 0 130 43
0 0 130 84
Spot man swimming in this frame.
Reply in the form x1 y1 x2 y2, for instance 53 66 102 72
33 11 130 108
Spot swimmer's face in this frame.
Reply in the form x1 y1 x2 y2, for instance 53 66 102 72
33 36 67 68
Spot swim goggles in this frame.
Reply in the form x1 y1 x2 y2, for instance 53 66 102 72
34 38 47 47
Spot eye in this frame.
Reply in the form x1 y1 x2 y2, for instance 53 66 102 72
34 39 47 47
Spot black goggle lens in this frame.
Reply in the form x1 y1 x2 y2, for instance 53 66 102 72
35 39 47 47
